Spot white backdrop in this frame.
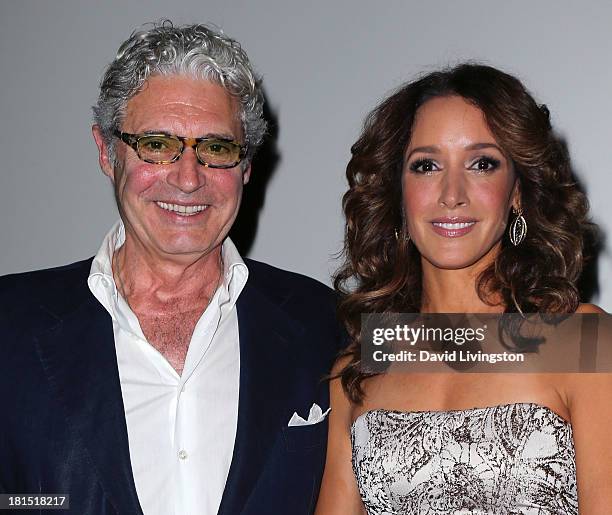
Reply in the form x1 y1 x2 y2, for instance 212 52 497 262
1 0 611 310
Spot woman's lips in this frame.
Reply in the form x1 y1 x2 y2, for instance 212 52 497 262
430 219 477 238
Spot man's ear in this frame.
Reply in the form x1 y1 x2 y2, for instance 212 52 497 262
92 125 116 182
242 163 251 185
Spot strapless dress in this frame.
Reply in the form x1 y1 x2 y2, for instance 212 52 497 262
351 403 577 514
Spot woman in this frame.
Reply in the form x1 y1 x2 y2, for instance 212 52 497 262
315 64 611 514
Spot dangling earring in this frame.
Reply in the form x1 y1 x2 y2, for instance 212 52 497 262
509 206 527 246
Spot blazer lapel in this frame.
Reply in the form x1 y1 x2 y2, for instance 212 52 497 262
217 282 304 515
34 288 143 515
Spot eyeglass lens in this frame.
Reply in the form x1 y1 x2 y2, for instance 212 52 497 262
136 135 241 167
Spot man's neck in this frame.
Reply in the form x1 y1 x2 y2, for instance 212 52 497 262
111 237 224 305
111 236 225 375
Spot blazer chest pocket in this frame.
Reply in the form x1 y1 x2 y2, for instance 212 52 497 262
282 420 327 452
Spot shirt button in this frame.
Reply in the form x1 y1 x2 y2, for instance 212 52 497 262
178 450 188 460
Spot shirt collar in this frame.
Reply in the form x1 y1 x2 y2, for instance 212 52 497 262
88 220 249 307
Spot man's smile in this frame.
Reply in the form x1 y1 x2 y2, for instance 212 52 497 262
155 201 209 216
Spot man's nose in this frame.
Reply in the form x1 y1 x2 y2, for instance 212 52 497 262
438 167 468 209
166 147 206 193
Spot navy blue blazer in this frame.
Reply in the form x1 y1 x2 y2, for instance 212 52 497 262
0 257 345 514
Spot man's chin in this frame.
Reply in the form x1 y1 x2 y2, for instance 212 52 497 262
155 241 222 260
127 233 223 263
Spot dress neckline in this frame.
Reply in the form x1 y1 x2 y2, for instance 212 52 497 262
351 402 571 430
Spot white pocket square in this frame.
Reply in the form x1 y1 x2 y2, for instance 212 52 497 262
287 403 331 427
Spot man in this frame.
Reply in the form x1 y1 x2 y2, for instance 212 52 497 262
0 22 344 515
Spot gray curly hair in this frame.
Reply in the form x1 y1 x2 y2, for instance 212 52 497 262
93 21 266 166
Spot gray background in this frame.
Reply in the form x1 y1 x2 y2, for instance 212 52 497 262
1 0 611 310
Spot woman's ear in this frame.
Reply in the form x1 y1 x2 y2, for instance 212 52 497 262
511 179 521 211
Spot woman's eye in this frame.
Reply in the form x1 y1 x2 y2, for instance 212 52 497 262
409 159 439 174
469 157 501 172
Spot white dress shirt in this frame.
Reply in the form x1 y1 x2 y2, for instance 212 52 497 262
88 221 248 515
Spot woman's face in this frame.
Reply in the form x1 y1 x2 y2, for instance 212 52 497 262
402 95 518 271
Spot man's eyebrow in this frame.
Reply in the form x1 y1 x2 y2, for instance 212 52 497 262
201 132 241 141
141 130 240 141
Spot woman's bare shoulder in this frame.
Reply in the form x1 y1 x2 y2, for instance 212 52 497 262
331 354 353 377
576 303 607 314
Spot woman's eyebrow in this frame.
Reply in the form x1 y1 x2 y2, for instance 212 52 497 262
465 142 503 152
406 145 439 159
406 142 504 160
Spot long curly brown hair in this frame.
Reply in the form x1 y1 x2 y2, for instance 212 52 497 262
334 63 594 403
